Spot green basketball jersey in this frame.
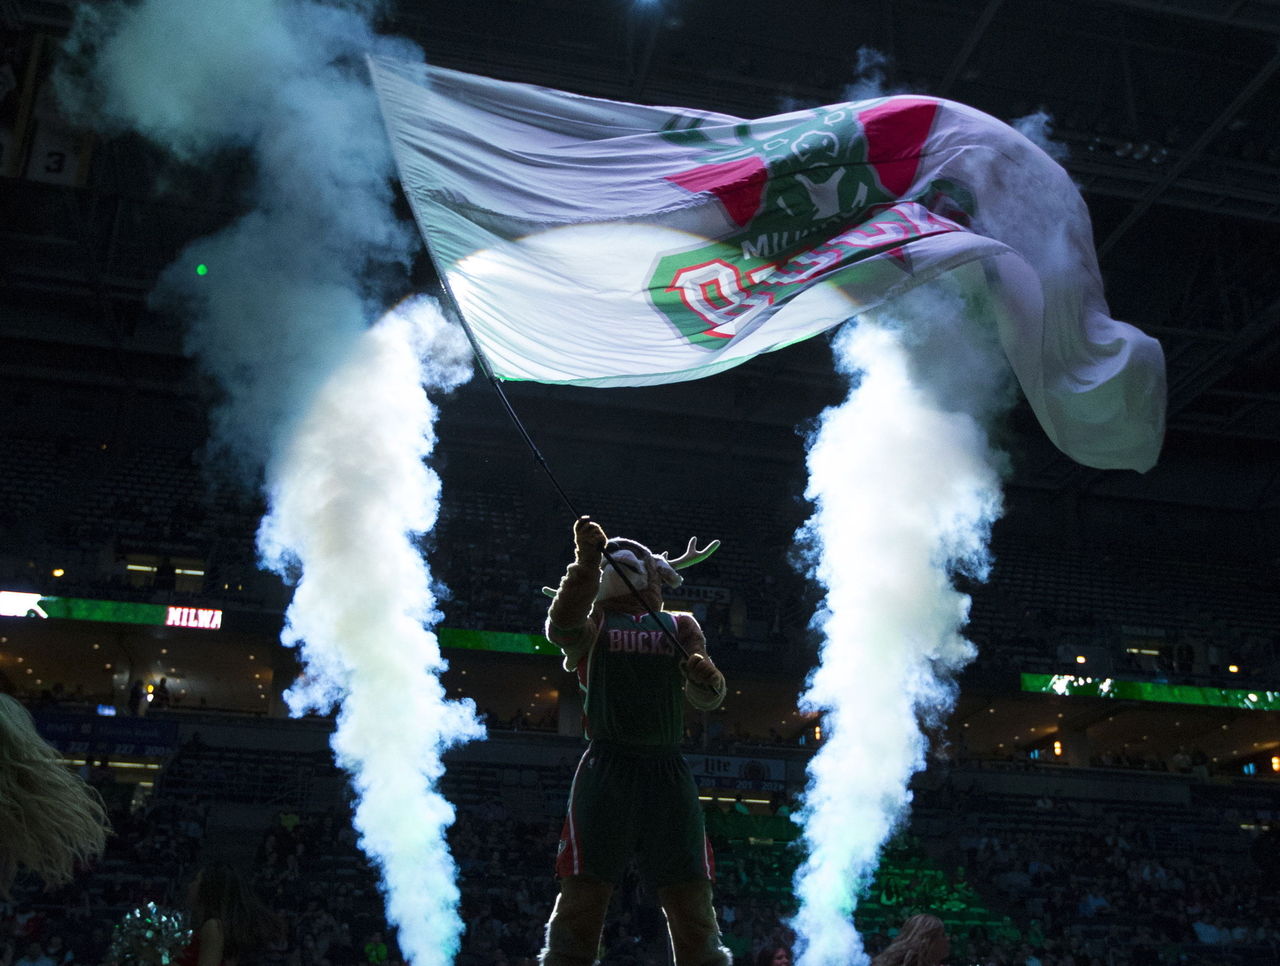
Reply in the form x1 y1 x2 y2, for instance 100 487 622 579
580 610 685 747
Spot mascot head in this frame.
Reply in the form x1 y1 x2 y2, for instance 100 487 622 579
597 536 719 612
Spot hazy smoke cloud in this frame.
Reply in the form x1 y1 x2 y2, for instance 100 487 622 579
779 47 898 114
259 297 482 964
843 47 892 102
1012 109 1069 163
56 0 421 472
792 281 1009 966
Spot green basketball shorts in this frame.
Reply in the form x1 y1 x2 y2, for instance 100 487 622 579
555 741 716 887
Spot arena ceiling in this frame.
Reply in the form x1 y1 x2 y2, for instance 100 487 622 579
3 0 1280 511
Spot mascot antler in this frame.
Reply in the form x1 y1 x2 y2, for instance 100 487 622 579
541 535 722 598
661 537 721 569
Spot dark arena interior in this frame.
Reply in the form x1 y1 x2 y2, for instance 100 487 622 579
2 2 1280 966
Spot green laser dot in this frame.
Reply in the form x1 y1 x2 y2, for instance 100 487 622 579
196 264 208 276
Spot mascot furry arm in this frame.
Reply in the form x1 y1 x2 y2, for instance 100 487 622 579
546 516 726 709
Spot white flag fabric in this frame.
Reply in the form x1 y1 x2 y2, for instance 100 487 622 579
369 56 1166 471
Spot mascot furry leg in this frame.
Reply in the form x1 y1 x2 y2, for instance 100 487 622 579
540 875 613 966
660 879 731 966
540 875 728 966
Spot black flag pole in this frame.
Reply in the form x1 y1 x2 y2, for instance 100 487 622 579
417 238 582 519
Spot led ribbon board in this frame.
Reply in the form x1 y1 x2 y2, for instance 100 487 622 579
0 591 223 630
1022 672 1280 711
437 627 560 655
0 594 563 653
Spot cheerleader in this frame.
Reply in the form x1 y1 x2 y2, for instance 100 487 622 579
0 694 109 896
179 862 282 966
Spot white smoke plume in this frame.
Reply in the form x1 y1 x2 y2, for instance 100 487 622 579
791 280 1010 966
259 297 482 964
56 0 421 470
1011 109 1069 163
843 47 893 103
777 47 892 114
55 4 486 962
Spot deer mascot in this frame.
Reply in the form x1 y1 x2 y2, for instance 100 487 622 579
538 516 730 966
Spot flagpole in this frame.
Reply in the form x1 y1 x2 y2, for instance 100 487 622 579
416 237 582 514
416 232 693 660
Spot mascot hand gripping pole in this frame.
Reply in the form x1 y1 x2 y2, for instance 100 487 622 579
538 516 731 966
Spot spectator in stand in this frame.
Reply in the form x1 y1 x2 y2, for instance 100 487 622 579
753 944 791 966
179 861 282 966
870 915 950 966
325 925 357 966
127 680 146 717
0 694 109 897
1075 888 1110 919
11 945 52 966
362 931 388 965
1189 915 1219 945
41 937 71 966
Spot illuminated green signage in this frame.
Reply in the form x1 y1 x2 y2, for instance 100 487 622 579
0 591 223 629
437 627 559 655
1021 672 1280 711
2 590 558 653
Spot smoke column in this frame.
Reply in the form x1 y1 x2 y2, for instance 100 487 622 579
791 280 1010 966
259 298 482 963
55 4 484 961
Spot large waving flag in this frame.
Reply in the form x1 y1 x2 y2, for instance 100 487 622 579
369 56 1165 471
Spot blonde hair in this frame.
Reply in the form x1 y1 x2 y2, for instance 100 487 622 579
0 693 110 896
871 914 949 966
